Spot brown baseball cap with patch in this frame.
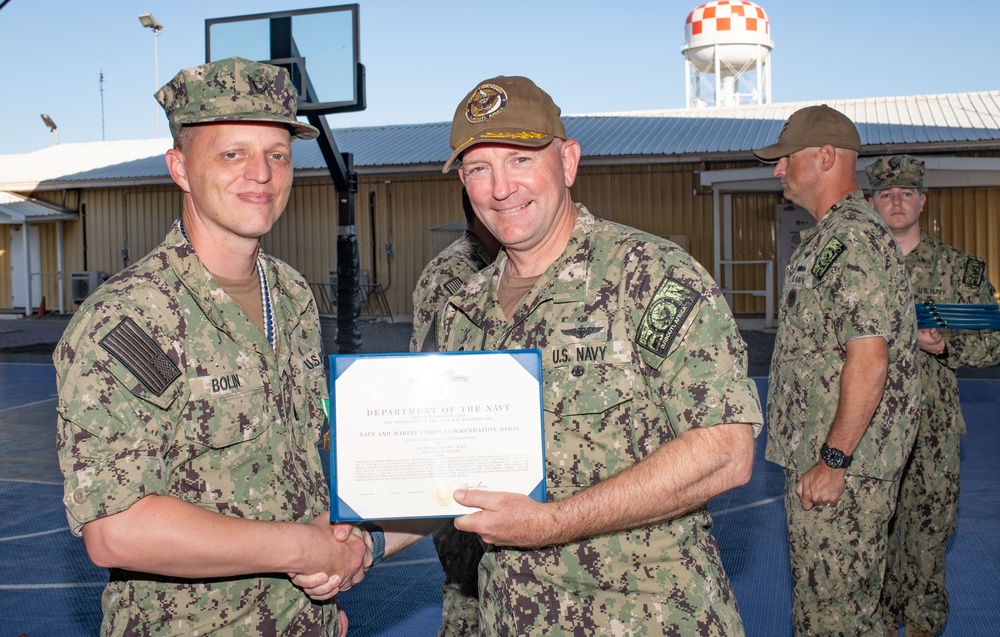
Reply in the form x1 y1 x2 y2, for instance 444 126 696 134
442 76 567 173
753 105 861 162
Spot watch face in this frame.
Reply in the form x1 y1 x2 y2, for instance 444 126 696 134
822 445 846 469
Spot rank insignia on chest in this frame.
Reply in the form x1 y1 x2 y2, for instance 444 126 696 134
963 258 985 287
811 237 847 280
636 277 699 357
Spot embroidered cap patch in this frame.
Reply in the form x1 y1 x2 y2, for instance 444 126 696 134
466 84 507 123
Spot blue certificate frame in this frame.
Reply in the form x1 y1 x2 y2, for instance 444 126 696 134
329 349 546 522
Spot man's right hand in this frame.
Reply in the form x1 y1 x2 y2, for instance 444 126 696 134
288 514 371 601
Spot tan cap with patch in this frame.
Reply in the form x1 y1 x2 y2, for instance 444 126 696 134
443 76 566 173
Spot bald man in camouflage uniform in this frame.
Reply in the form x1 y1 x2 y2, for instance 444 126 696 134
55 58 370 636
755 107 920 637
867 155 1000 637
410 188 501 636
432 75 762 636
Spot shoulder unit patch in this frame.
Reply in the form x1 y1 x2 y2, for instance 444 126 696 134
635 277 699 357
99 317 181 397
811 237 847 280
962 257 985 288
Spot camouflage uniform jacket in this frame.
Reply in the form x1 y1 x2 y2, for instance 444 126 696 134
438 205 763 635
410 230 496 353
55 221 335 636
766 190 920 480
907 231 1000 435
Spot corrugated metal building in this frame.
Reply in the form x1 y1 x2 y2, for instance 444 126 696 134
2 91 999 321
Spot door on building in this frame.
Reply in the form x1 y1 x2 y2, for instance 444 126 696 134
10 224 42 310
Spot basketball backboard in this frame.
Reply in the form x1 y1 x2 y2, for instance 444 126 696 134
206 4 365 115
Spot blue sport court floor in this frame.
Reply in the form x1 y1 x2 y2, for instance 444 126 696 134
2 363 998 636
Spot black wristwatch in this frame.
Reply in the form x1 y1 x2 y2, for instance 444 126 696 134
934 345 949 364
820 443 853 470
359 521 385 565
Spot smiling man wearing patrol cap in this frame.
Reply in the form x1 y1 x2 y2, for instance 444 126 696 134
756 107 921 637
411 75 764 635
54 57 370 636
868 154 1000 637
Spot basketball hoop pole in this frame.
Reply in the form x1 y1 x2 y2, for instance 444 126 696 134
204 4 368 351
307 114 363 352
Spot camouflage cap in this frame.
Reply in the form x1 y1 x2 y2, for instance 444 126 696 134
753 105 861 162
443 76 567 173
155 57 319 141
866 154 924 191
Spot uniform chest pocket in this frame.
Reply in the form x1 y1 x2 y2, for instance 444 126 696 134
543 341 634 416
185 370 271 449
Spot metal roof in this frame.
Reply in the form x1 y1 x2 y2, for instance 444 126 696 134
0 191 78 224
3 91 999 191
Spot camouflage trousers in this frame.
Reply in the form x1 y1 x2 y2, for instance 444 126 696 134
784 468 900 637
882 423 961 636
433 520 483 637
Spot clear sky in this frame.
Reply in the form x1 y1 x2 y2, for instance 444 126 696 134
1 0 997 155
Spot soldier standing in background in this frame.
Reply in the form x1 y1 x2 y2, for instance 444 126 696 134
54 58 371 636
435 75 763 636
409 187 501 636
754 106 920 637
410 187 501 353
867 154 1000 637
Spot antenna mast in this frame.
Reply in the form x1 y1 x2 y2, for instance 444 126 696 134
100 69 106 141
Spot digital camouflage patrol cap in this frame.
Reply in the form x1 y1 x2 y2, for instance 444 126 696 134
866 154 924 191
753 105 861 162
443 76 567 173
155 57 319 141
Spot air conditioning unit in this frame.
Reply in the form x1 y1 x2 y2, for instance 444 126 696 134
71 271 106 305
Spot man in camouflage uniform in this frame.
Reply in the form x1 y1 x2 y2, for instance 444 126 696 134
410 187 501 636
410 187 501 353
754 106 920 637
434 75 763 636
867 155 1000 637
54 58 371 636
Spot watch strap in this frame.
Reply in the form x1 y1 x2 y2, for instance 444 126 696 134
934 345 949 364
359 521 385 565
820 443 853 469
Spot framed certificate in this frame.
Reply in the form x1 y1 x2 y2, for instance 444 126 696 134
329 350 546 521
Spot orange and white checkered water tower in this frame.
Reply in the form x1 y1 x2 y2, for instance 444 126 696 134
682 0 773 108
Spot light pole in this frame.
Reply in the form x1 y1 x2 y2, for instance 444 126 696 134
138 13 163 137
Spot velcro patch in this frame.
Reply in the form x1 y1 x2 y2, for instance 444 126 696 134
443 276 465 296
811 237 847 280
963 257 985 287
635 277 699 357
100 318 180 397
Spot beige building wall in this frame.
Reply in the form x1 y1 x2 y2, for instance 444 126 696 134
10 162 1000 319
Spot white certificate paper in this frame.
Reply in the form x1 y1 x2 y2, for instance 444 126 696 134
329 350 545 521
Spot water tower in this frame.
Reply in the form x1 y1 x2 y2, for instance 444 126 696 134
682 1 773 108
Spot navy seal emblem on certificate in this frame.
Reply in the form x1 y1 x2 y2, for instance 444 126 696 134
329 350 545 521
